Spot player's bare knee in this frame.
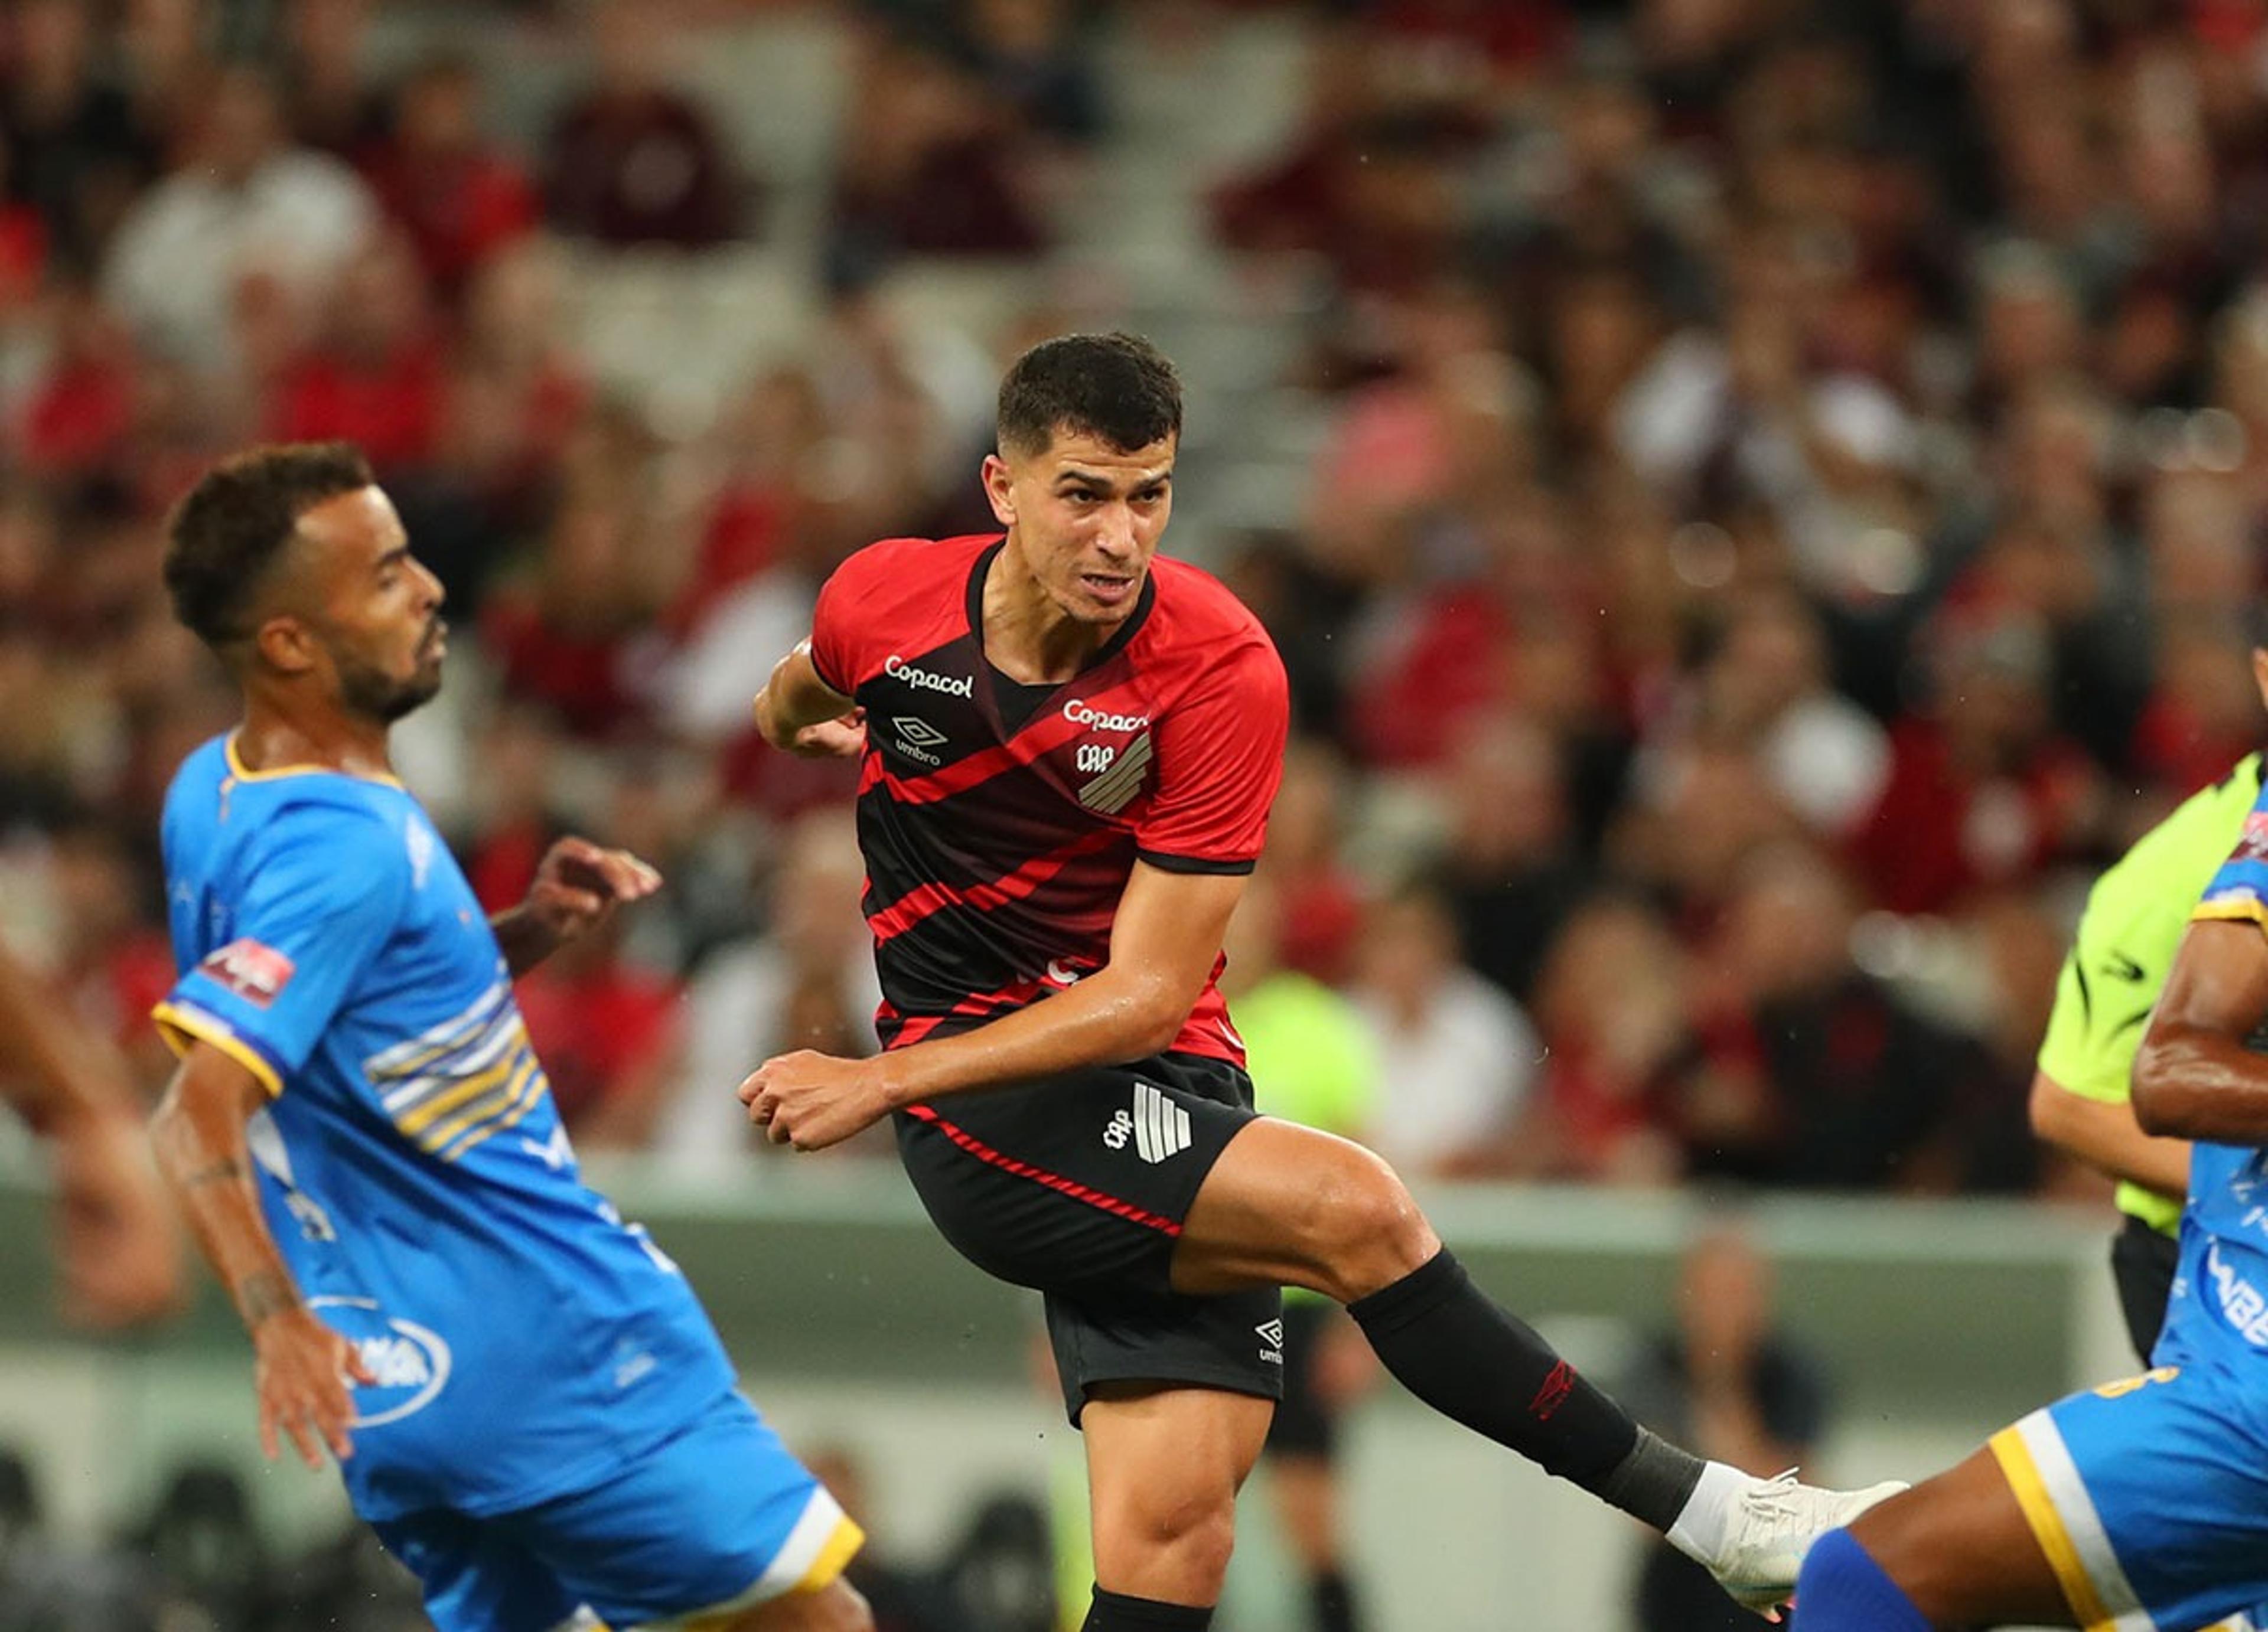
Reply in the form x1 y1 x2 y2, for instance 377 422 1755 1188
1100 1484 1238 1588
1303 1147 1433 1303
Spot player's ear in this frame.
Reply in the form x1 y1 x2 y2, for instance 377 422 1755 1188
2253 647 2268 714
252 613 320 677
981 452 1016 528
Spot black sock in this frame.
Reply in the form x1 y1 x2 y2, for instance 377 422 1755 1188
1083 1586 1214 1630
1347 1249 1703 1530
1311 1566 1359 1632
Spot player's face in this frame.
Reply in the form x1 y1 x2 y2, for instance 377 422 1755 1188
294 486 448 723
986 428 1175 627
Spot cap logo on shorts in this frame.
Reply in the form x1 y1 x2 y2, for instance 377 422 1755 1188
1102 1081 1190 1163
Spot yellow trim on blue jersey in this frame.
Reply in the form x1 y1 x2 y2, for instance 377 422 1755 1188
396 1050 524 1136
223 732 404 788
790 1515 865 1594
2194 896 2268 926
151 1000 285 1098
429 1056 546 1161
1989 1427 2116 1632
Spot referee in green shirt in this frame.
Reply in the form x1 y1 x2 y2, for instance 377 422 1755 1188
2034 717 2267 1360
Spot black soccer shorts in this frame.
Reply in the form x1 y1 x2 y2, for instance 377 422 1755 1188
893 1050 1284 1424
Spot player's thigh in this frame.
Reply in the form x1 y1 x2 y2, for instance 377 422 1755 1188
1869 1365 2268 1632
513 1391 863 1632
1173 1117 1438 1303
1841 1445 2071 1626
1082 1380 1276 1595
370 1506 584 1632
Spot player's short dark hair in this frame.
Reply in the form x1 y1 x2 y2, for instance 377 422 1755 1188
996 332 1182 458
164 442 374 650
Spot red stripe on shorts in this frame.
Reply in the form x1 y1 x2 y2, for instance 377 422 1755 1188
902 1102 1182 1236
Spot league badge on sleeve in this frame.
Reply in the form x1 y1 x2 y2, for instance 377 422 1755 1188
199 938 296 1008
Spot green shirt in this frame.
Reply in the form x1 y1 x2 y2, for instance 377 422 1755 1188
2036 752 2264 1234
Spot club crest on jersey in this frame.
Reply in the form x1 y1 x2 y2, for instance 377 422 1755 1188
1077 730 1153 814
199 938 295 1008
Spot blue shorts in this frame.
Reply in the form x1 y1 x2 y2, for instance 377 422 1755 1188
1993 1363 2268 1632
372 1391 861 1632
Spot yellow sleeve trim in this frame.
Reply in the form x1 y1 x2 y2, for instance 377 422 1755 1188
2194 897 2268 926
790 1515 866 1595
151 1001 284 1098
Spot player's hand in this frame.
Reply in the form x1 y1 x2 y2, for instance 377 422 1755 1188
48 1106 185 1330
737 1051 894 1150
252 1304 376 1468
524 837 663 946
787 710 865 760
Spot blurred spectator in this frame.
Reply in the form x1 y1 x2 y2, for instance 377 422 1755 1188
1619 1220 1830 1632
266 227 444 473
100 62 377 387
278 0 386 160
657 811 881 1177
480 483 670 742
0 0 157 270
1521 891 1690 1184
360 54 539 304
827 32 1046 274
959 0 1103 148
512 912 686 1149
1350 882 1540 1179
1685 842 2009 1190
1847 610 2106 916
542 2 742 247
1438 711 1596 1004
1258 738 1366 986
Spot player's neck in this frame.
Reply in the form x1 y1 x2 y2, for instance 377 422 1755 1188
982 538 1113 684
234 692 396 781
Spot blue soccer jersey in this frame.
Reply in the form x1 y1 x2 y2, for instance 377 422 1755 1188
1979 789 2268 1632
154 734 738 1522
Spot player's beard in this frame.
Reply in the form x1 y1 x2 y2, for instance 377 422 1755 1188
336 634 444 724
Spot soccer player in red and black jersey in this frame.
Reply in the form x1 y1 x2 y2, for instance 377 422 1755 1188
739 333 1899 1630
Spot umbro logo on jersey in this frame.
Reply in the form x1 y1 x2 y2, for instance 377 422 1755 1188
1078 730 1153 814
1102 1081 1190 1163
892 715 947 748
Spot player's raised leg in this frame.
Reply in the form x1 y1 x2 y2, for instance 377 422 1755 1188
1173 1117 1902 1611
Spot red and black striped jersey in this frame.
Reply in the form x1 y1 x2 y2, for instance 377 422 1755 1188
808 533 1289 1065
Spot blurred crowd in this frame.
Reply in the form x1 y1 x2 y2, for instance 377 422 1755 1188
5 0 2267 1205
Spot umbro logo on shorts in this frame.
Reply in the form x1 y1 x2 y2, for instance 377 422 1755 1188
1102 1081 1190 1163
1256 1319 1284 1364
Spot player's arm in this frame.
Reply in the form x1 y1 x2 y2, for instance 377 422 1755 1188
489 837 663 977
148 1042 373 1467
752 640 865 759
0 945 182 1329
2132 920 2268 1142
2028 1069 2190 1197
742 861 1246 1148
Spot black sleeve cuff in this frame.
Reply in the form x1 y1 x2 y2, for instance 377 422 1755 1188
807 646 852 700
1135 849 1259 877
